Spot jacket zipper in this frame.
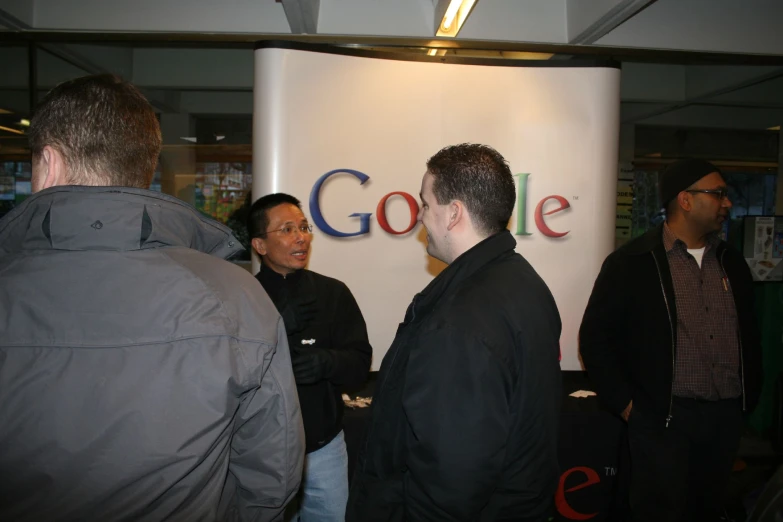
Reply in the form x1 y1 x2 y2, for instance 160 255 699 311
651 251 675 428
719 249 746 412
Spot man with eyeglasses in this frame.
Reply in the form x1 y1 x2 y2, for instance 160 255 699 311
580 158 762 521
248 193 372 522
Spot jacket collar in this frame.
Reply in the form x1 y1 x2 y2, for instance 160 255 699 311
407 230 516 322
0 185 243 260
623 223 726 257
622 224 665 255
255 265 305 295
255 266 311 305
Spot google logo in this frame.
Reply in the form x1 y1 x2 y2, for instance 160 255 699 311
309 169 571 238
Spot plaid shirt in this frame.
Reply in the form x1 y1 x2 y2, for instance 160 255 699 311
663 223 741 400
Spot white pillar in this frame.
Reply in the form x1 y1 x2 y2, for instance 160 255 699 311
251 48 288 273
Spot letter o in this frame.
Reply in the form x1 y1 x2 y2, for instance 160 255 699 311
376 192 419 235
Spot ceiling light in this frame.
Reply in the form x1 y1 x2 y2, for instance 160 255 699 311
767 125 780 131
180 134 226 144
500 51 555 60
427 48 448 57
19 119 30 127
0 125 25 135
436 0 478 37
441 1 461 31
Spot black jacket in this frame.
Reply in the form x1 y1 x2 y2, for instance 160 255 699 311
579 224 763 423
257 267 372 453
347 231 562 522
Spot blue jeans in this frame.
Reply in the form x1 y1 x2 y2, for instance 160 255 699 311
286 430 349 522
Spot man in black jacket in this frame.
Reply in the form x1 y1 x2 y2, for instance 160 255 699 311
347 144 562 522
248 193 372 522
580 158 763 522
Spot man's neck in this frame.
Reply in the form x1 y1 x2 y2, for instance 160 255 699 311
448 230 502 266
665 218 707 249
448 229 490 264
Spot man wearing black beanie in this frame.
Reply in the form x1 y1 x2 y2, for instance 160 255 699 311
580 158 762 521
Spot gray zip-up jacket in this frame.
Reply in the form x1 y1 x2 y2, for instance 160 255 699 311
0 186 304 522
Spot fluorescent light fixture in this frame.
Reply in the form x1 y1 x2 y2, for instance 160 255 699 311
180 135 226 143
19 119 30 127
426 48 448 57
501 51 554 60
441 1 461 31
436 0 478 37
0 125 25 135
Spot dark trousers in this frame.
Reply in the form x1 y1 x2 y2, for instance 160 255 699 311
628 397 743 522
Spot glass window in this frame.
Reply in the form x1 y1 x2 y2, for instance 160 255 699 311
0 44 31 219
0 43 254 261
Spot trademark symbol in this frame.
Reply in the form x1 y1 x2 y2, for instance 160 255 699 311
572 196 579 201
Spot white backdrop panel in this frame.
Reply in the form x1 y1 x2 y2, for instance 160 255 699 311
253 46 620 370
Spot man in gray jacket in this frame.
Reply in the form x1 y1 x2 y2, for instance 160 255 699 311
0 74 304 521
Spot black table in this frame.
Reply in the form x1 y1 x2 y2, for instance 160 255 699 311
343 371 628 521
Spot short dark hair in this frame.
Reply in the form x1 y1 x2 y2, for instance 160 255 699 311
247 193 303 239
28 74 161 188
426 143 515 235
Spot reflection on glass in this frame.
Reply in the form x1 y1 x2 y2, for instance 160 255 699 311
0 161 32 219
194 162 252 222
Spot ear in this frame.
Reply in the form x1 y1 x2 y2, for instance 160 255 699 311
251 237 267 257
676 191 692 212
38 145 68 190
446 200 465 231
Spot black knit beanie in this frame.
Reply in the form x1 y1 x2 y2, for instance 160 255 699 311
659 158 721 206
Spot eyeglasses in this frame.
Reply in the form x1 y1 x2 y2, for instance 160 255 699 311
685 188 729 200
262 224 313 237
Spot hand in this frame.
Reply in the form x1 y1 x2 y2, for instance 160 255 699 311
291 347 335 384
621 400 633 422
277 294 318 335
